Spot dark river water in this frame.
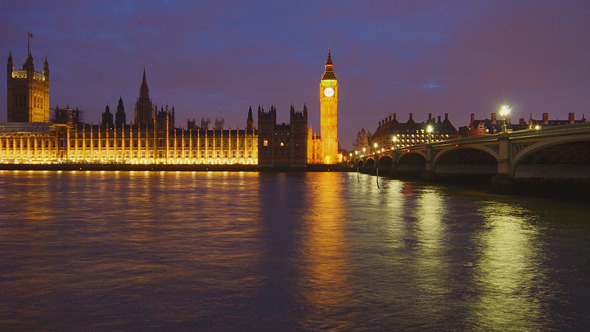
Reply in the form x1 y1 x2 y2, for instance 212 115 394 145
0 170 589 330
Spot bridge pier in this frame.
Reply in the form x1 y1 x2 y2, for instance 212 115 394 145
492 134 514 194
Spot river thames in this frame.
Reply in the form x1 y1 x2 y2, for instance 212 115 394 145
0 170 588 330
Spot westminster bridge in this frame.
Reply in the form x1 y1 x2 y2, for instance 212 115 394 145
354 123 590 192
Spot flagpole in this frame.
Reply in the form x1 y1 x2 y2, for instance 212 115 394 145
27 31 33 55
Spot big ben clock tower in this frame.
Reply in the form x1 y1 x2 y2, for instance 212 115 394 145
319 48 340 164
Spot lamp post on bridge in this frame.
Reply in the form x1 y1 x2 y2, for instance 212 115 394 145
500 105 511 132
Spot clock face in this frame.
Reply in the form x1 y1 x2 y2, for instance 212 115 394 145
324 87 335 97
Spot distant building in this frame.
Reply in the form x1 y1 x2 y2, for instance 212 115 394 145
6 51 49 122
461 112 587 136
255 48 342 167
1 66 257 165
257 105 307 167
366 113 459 153
1 47 341 167
353 128 371 153
53 106 82 127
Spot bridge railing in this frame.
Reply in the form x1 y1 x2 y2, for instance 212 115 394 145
505 122 590 138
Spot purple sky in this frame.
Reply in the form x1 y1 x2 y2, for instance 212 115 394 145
2 0 589 149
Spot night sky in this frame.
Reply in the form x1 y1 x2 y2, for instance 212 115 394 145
2 0 589 149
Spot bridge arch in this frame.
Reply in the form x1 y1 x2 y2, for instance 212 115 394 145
397 152 426 173
511 136 590 178
364 158 375 168
377 156 393 169
433 147 498 175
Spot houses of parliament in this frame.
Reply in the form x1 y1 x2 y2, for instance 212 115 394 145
1 46 342 167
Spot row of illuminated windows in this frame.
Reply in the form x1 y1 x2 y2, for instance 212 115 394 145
67 151 255 159
1 139 257 151
391 134 451 139
1 140 54 149
67 138 255 149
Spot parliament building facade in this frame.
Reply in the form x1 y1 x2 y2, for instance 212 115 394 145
1 48 341 167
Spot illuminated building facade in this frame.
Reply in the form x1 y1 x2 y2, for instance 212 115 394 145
6 51 49 122
0 116 258 165
366 113 459 153
314 48 341 164
1 71 257 165
1 49 342 167
243 49 342 167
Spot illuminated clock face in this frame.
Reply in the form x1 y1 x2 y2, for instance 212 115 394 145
324 87 335 97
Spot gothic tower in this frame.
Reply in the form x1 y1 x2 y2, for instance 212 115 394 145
102 104 114 128
319 47 339 164
115 96 126 127
247 106 255 131
6 51 50 122
135 69 153 125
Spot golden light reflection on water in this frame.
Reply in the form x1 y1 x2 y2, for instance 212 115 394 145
414 188 449 290
472 202 543 330
299 172 353 328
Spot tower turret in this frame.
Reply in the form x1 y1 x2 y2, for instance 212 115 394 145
43 57 49 80
247 106 254 131
115 96 126 127
135 68 153 125
322 48 337 80
7 49 49 122
102 104 114 128
7 52 13 78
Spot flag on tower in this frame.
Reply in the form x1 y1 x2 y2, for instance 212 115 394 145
28 32 33 38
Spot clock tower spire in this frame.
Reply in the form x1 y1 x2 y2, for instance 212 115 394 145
319 47 340 164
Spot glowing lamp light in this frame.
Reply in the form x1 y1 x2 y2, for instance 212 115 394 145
535 125 541 130
499 105 511 117
499 105 512 132
426 125 433 133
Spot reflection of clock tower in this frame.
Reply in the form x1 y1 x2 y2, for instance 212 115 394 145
319 48 339 164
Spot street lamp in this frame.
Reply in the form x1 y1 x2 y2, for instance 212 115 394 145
499 105 511 132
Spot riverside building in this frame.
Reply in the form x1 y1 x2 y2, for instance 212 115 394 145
2 48 341 166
